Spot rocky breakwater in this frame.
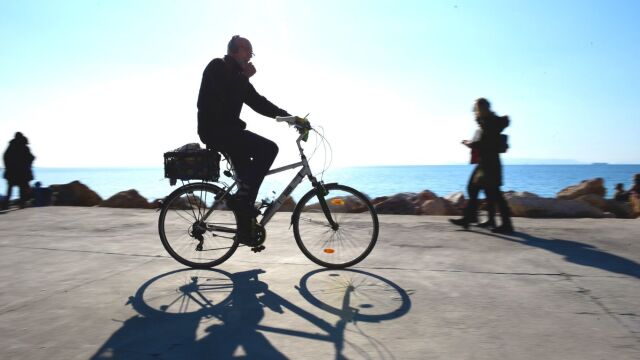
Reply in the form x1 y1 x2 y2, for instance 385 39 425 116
505 178 635 218
44 178 638 219
372 190 463 216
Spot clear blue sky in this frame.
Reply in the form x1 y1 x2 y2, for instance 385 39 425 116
1 0 639 167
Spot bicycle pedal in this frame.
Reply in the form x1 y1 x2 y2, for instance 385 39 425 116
251 245 265 253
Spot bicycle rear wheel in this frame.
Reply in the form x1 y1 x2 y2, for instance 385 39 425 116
292 184 379 268
158 183 239 268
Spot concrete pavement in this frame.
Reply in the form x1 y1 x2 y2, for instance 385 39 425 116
0 207 639 359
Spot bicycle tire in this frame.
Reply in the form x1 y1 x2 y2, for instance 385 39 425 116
292 183 379 268
158 182 239 268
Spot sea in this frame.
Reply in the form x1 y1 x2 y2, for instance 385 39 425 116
2 164 639 202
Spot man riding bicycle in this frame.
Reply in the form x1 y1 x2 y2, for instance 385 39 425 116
197 35 303 245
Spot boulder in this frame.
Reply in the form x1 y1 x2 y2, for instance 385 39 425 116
371 196 389 206
631 195 640 218
150 199 163 209
50 181 102 207
165 195 205 210
557 178 606 200
603 199 634 219
504 191 541 199
277 196 296 212
419 198 448 215
444 191 466 209
575 194 607 211
100 189 153 209
374 193 417 215
303 195 369 213
505 193 605 218
414 190 438 204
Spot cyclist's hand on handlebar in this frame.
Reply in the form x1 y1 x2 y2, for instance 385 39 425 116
294 116 311 130
275 115 311 141
294 116 311 142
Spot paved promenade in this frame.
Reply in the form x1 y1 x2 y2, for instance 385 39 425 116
0 207 638 359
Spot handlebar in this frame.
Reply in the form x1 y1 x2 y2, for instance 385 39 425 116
276 115 312 141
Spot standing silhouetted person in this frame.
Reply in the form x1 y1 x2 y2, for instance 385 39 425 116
3 132 35 210
450 98 514 234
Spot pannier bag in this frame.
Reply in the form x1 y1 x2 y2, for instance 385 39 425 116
164 143 220 185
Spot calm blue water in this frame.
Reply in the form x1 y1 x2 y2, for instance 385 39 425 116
2 165 639 201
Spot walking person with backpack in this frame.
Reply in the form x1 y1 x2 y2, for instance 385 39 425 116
450 98 514 234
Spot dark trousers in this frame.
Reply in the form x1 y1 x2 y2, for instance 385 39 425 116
4 181 30 208
463 166 511 227
215 130 279 204
465 182 496 224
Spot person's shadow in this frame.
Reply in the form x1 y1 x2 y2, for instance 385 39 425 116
481 230 640 279
91 268 412 359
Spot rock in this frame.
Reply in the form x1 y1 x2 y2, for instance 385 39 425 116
503 191 541 199
557 178 606 200
575 194 608 210
150 199 163 209
506 194 605 218
165 195 205 210
374 193 417 215
303 195 369 213
277 196 296 212
419 198 447 215
444 191 466 209
603 200 634 219
371 196 389 206
631 195 640 218
100 189 153 209
50 181 102 207
415 190 438 205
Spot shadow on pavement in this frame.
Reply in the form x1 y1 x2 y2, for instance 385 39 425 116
480 230 640 279
91 268 411 359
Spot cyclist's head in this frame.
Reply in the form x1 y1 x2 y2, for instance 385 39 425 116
227 35 253 63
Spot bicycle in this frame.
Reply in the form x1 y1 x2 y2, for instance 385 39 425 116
158 116 379 269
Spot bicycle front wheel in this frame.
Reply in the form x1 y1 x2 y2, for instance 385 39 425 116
158 183 239 268
293 184 379 268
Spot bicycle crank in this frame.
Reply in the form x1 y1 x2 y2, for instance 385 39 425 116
250 224 267 253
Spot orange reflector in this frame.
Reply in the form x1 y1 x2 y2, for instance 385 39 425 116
331 198 345 206
324 248 335 254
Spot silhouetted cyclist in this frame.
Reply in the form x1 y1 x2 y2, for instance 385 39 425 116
197 35 304 245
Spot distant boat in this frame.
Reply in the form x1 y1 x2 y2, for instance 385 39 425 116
591 162 609 165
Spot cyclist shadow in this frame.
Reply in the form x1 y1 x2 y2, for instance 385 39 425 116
91 268 412 359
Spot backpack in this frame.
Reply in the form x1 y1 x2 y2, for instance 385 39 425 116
499 134 509 153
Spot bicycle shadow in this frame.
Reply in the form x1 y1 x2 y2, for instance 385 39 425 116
476 230 640 279
91 268 412 359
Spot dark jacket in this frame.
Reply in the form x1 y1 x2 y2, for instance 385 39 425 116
197 55 290 145
3 137 35 183
469 113 510 187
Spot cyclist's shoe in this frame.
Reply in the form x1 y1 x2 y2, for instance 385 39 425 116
225 194 260 217
235 215 261 246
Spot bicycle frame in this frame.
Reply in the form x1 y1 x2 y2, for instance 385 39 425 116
202 131 334 229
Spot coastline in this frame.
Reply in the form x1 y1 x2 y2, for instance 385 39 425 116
3 176 638 219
